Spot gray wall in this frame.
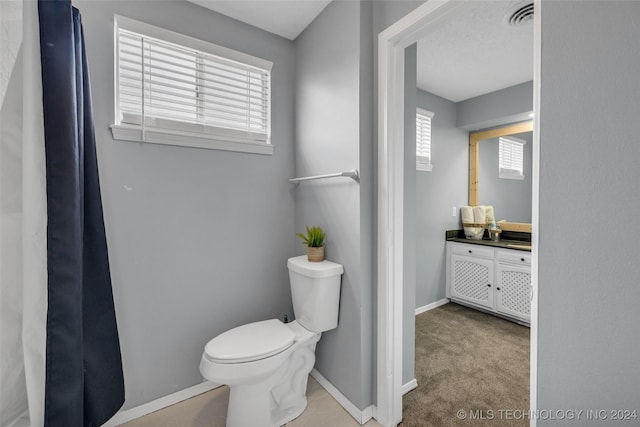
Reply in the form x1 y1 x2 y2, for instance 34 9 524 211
413 81 533 309
479 132 532 223
294 0 372 410
457 81 533 131
537 1 640 424
373 0 426 34
76 0 296 409
415 90 469 308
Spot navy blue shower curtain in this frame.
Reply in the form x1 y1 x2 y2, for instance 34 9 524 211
38 1 125 425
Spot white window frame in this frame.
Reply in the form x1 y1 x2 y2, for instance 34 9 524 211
416 108 434 171
110 15 273 155
499 136 525 180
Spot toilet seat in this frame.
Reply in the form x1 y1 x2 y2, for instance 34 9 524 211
204 319 296 364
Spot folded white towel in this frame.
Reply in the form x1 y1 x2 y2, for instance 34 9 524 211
461 206 480 239
461 206 474 225
484 205 495 223
466 206 485 240
473 206 486 225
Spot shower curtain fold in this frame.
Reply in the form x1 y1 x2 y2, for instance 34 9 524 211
38 0 125 425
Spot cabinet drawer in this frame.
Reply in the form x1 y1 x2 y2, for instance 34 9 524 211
496 249 531 266
450 243 494 260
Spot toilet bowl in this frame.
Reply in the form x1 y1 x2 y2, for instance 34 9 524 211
199 256 343 427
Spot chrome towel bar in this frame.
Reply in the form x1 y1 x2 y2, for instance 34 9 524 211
289 169 359 184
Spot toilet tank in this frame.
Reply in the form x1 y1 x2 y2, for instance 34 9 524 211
287 256 343 332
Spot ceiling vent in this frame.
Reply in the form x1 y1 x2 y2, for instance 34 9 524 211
504 1 534 27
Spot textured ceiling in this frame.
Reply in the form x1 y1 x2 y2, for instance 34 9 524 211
187 0 531 102
416 0 534 102
187 0 332 40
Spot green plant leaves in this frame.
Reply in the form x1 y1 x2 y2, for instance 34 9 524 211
297 226 325 247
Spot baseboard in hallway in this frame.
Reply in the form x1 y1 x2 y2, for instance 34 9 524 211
415 298 449 315
402 378 418 395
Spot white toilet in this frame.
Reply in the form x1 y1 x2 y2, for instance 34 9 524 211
199 255 343 427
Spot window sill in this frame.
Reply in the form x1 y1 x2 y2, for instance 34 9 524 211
499 173 525 180
416 163 432 172
110 124 274 155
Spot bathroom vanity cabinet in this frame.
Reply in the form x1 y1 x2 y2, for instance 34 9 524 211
446 241 531 324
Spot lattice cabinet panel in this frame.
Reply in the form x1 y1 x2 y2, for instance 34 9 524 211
450 255 494 309
446 242 532 325
496 264 532 321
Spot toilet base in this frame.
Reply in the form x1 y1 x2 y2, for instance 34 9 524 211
202 321 321 427
270 342 316 425
225 377 310 427
272 397 308 426
224 341 318 427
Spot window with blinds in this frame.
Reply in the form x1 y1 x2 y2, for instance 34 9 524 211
499 136 525 179
111 16 273 154
416 108 434 171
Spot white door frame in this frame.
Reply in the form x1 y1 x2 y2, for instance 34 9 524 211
376 1 541 425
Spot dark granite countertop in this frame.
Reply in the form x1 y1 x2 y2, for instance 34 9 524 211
446 229 532 252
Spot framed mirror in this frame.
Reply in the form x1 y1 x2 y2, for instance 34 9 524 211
469 120 533 232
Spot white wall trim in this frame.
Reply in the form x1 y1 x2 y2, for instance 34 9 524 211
402 378 418 395
310 369 374 425
376 2 464 426
102 381 221 427
415 298 449 315
529 1 542 426
110 124 275 155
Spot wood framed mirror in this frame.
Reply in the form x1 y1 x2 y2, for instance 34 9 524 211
469 120 533 233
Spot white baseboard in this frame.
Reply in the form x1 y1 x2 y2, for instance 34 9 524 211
102 380 221 426
415 298 449 315
402 378 418 395
310 369 374 425
102 371 378 426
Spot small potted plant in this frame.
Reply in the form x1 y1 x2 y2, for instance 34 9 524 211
297 226 326 262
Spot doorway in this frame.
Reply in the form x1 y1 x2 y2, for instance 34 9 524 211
376 1 541 425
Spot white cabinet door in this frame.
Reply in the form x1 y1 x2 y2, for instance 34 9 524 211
495 263 532 322
450 254 494 310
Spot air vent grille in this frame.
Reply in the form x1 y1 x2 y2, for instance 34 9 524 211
506 2 534 27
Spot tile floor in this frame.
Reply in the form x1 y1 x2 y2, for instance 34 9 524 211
121 377 382 427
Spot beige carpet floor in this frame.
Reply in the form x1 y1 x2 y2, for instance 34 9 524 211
400 303 530 427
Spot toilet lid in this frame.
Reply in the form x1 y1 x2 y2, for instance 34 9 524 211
204 319 296 364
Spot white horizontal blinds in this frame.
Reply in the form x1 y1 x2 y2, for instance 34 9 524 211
416 108 434 171
200 55 268 135
499 136 525 179
117 28 270 141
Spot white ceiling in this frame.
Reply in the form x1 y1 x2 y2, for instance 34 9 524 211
187 0 332 40
187 0 531 102
417 0 533 102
